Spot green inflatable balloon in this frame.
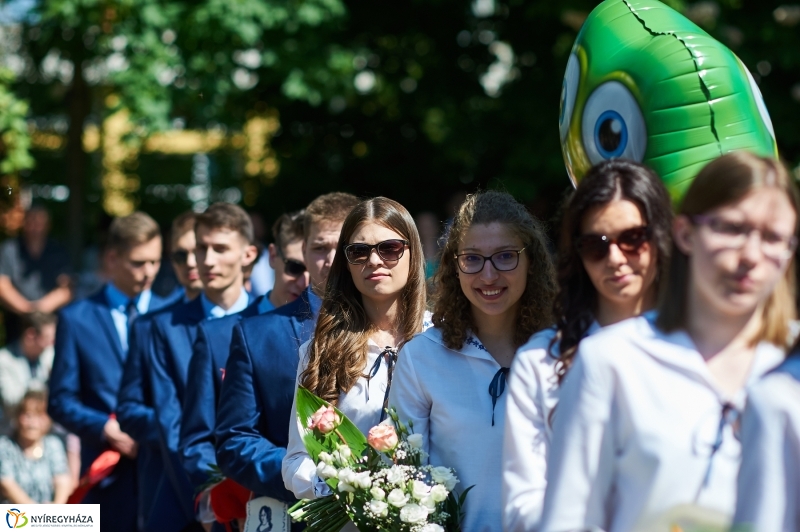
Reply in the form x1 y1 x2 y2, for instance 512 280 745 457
560 0 777 200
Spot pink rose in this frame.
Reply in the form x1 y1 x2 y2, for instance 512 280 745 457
309 405 340 434
368 424 399 452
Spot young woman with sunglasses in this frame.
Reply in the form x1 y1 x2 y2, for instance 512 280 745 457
282 197 429 519
541 152 799 532
502 159 672 532
389 190 557 532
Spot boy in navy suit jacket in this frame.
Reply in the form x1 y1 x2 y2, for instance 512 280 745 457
49 212 171 532
180 211 308 494
149 203 257 530
215 193 358 523
116 211 203 531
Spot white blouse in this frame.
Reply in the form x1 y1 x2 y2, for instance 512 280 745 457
540 314 784 532
733 356 800 532
502 321 599 532
283 339 397 501
389 327 515 532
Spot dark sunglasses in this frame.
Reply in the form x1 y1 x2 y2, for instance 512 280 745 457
282 257 307 277
170 249 192 265
576 226 651 262
344 239 409 265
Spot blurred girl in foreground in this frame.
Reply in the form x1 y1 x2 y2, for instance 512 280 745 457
502 159 673 531
541 152 799 532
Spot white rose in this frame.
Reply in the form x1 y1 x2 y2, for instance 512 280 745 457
410 480 431 501
418 524 444 532
429 484 448 503
316 461 338 480
399 503 428 523
407 433 423 449
385 465 406 486
318 451 334 465
370 487 385 501
367 499 388 517
430 466 458 490
354 471 372 489
387 488 409 508
337 468 356 492
420 496 437 513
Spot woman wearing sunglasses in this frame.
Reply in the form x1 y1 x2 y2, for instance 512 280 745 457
541 152 799 532
282 197 428 512
389 190 557 532
502 159 672 531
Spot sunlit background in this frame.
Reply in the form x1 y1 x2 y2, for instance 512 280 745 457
1 0 799 268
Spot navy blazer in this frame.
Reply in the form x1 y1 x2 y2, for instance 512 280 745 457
215 288 321 501
179 300 262 490
48 286 172 532
148 297 207 526
49 286 172 469
118 301 190 532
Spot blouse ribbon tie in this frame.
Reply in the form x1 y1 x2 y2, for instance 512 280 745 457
695 401 740 501
488 367 510 426
366 347 398 422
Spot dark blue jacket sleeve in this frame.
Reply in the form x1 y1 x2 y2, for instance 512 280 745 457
48 310 108 444
179 324 219 490
116 319 161 446
214 324 295 501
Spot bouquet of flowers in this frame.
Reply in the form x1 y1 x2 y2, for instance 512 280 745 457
288 387 471 532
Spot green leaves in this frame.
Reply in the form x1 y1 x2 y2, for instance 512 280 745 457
295 386 368 462
0 69 34 174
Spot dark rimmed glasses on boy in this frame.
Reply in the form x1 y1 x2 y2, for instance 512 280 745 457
344 239 409 265
454 248 527 274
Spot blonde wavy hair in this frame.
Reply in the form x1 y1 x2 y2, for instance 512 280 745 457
432 190 557 350
301 197 427 405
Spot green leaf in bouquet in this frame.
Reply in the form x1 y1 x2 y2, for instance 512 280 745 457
295 386 368 462
443 485 474 532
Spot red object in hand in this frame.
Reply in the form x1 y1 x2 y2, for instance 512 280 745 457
209 478 250 523
67 449 121 504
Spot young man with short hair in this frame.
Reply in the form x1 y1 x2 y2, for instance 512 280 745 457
48 211 172 532
179 209 309 506
116 211 203 531
214 192 358 527
148 203 257 530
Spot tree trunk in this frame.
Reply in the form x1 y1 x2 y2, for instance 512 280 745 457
65 50 89 270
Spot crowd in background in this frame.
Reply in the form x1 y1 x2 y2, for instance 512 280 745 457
0 151 798 532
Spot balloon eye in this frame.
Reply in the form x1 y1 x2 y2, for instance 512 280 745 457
559 53 580 141
581 81 646 165
595 110 628 158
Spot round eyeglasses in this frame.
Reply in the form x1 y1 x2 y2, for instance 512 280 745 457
691 215 797 261
344 239 409 265
454 248 527 274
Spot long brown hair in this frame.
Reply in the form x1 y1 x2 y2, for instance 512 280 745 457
657 152 800 346
432 190 557 350
554 160 673 382
301 197 427 405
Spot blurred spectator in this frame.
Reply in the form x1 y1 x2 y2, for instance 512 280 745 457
247 212 275 296
0 312 56 435
415 211 441 279
0 390 71 503
0 204 72 342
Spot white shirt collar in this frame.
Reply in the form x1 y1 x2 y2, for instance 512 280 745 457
200 288 249 320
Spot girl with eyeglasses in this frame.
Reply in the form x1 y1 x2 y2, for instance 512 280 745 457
540 152 799 532
389 190 557 532
502 159 672 532
282 197 429 521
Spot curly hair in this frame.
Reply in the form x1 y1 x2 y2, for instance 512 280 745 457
300 197 427 405
432 190 557 350
553 159 673 382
